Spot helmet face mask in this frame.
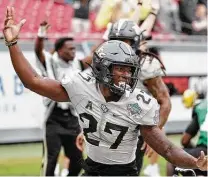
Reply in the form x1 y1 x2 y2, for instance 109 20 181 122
92 40 140 96
111 63 139 95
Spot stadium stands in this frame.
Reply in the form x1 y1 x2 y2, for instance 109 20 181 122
0 0 74 33
0 0 100 37
0 0 206 41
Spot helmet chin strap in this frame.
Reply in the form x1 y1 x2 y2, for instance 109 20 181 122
113 81 132 97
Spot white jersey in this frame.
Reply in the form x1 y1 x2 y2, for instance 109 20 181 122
136 55 165 93
38 51 82 80
62 69 160 164
36 51 81 114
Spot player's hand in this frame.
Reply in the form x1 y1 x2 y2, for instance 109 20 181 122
37 21 50 38
138 0 143 5
151 0 160 15
3 6 26 42
141 141 147 151
196 151 208 171
145 145 155 158
76 132 85 152
141 141 154 158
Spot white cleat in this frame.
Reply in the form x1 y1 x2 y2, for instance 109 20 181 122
143 164 161 177
61 168 69 177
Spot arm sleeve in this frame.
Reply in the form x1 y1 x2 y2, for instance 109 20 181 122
185 108 199 137
61 75 74 99
61 72 80 102
79 60 85 71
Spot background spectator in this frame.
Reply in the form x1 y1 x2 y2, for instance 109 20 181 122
179 0 198 35
167 89 207 176
72 0 91 33
154 0 181 33
192 3 207 35
179 0 207 35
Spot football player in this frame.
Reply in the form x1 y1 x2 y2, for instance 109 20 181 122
96 2 170 174
106 16 170 177
35 21 84 176
3 7 208 176
167 89 207 176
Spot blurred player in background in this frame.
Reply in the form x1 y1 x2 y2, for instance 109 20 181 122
95 0 153 31
167 86 208 176
141 47 165 177
35 21 86 176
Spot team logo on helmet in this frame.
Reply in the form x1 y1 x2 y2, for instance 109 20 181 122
132 24 142 35
96 46 106 58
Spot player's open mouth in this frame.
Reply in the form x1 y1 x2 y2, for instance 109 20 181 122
118 77 130 84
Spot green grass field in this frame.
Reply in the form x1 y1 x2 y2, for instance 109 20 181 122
0 134 185 176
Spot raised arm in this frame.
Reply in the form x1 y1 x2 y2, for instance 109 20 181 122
3 7 69 102
34 21 50 66
140 125 208 170
144 76 171 129
129 0 142 24
140 0 160 36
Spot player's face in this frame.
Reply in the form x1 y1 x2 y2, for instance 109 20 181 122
112 65 132 86
59 41 76 62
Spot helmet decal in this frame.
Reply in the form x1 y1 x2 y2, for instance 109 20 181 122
117 18 129 36
96 46 106 58
132 24 142 35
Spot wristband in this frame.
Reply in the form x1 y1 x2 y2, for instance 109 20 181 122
37 25 47 38
150 12 157 16
5 39 18 47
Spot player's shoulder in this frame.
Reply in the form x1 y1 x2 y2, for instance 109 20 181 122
125 89 159 124
139 53 166 80
130 88 158 111
62 68 94 85
140 56 163 72
77 68 96 83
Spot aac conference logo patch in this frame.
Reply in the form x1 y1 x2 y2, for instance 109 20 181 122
127 103 142 117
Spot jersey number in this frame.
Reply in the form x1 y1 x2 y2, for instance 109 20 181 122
79 113 128 149
137 90 151 104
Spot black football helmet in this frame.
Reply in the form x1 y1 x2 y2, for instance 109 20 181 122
92 40 140 95
108 19 145 51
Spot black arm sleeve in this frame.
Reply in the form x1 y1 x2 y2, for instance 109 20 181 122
79 60 85 71
185 106 199 137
